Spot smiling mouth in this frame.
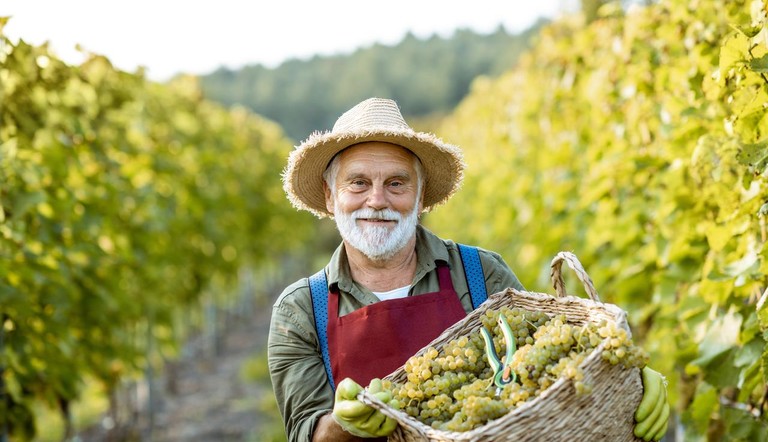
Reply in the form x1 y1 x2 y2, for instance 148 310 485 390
358 218 396 223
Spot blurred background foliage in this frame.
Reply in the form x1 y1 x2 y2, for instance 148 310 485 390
2 0 768 440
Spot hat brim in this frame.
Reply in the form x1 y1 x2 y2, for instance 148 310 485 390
283 128 465 218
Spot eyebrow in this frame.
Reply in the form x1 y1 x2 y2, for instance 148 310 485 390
342 170 413 181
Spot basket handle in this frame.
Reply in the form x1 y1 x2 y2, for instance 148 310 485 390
550 251 602 302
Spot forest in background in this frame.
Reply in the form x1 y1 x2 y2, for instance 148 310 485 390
196 23 546 142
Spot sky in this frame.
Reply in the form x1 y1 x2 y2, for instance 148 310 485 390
0 1 576 82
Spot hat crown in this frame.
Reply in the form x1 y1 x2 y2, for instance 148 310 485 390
332 98 411 133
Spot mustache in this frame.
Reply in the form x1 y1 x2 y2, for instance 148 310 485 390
352 208 401 221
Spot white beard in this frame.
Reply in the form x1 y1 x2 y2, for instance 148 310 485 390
334 203 420 261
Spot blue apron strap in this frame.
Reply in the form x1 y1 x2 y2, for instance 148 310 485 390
309 269 335 391
458 244 488 309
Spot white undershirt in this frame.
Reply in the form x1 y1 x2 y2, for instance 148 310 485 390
372 285 411 301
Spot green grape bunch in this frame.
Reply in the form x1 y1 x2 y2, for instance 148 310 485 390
382 306 649 432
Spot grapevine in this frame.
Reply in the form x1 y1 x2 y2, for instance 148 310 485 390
0 19 312 438
427 0 768 438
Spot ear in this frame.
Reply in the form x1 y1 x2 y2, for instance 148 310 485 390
324 181 334 213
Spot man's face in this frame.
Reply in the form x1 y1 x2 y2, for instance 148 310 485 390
325 142 423 261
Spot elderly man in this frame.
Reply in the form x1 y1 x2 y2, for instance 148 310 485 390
268 98 668 442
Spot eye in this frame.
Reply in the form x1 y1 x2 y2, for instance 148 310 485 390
347 179 369 191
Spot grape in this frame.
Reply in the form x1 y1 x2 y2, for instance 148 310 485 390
384 307 648 431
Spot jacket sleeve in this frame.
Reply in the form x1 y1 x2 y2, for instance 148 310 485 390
478 247 526 294
268 283 335 442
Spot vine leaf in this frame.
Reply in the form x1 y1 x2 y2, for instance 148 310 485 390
719 31 750 82
749 54 768 73
736 141 768 174
687 383 718 435
690 309 742 368
731 23 764 39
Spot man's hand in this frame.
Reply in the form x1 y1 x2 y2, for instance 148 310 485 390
634 366 670 441
332 378 397 438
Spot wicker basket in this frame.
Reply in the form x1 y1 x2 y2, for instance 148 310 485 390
359 252 644 442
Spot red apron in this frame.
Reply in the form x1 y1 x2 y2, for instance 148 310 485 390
327 262 467 387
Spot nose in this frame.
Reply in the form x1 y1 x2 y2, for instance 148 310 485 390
365 183 388 210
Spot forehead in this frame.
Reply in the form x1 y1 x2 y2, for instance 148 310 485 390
337 142 416 173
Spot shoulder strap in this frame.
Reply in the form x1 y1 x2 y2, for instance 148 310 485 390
308 269 336 391
458 243 488 309
309 246 486 391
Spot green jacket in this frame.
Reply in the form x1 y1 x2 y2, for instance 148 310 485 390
267 225 524 442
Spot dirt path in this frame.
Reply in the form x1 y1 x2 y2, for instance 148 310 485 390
79 302 276 442
148 310 273 441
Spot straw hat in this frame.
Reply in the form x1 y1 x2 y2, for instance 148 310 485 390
282 97 465 218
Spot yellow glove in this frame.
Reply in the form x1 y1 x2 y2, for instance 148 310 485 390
332 378 397 438
634 366 670 441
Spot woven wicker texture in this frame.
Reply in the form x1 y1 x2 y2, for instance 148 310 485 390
359 252 644 441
